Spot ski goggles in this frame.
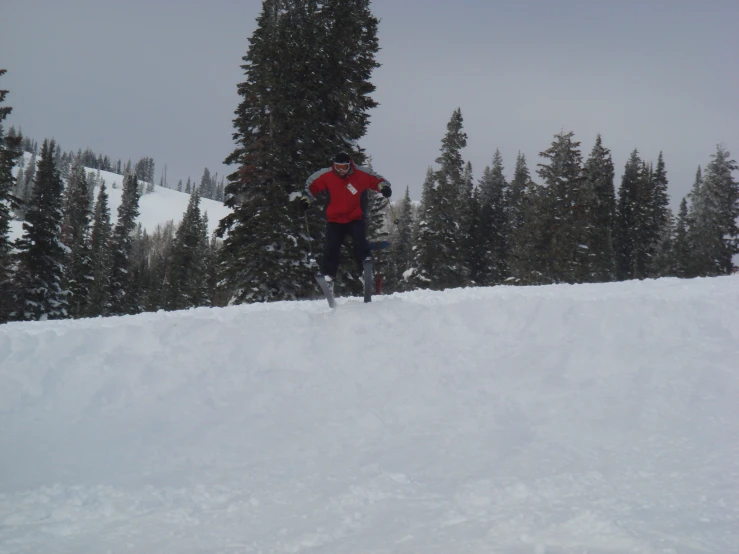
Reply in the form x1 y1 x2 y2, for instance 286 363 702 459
333 162 350 172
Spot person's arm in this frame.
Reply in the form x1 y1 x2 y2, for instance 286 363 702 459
357 165 392 197
306 167 331 199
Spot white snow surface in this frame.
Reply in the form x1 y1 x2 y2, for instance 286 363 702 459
1 277 739 553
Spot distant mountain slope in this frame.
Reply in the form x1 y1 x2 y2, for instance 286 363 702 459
9 153 231 240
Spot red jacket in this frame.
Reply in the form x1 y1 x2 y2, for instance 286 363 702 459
306 162 388 223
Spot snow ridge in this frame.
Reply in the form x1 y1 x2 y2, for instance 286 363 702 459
1 277 738 553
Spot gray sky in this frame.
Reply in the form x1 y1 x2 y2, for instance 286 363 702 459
2 0 738 209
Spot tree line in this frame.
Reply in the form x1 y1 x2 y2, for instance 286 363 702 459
378 109 737 295
2 0 737 322
215 0 738 304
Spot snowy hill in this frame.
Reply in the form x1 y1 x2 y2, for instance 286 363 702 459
9 154 231 241
1 277 738 553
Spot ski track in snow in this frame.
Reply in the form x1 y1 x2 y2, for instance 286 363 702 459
1 277 739 553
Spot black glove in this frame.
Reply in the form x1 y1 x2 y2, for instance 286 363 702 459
299 196 312 212
380 185 392 198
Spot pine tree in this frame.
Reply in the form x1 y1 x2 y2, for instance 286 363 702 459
20 151 37 212
217 0 380 303
583 134 616 281
673 197 690 277
13 139 69 320
684 166 704 277
197 212 214 307
168 191 208 310
645 152 671 277
457 161 477 285
476 150 509 285
411 108 468 290
385 186 414 292
536 131 587 283
650 209 675 277
86 182 113 317
409 167 436 287
688 146 739 275
108 172 141 315
142 221 175 312
508 179 551 284
62 160 93 317
126 224 146 314
507 153 529 241
0 70 24 323
614 150 643 280
200 167 212 199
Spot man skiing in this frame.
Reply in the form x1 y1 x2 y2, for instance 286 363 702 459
301 152 392 297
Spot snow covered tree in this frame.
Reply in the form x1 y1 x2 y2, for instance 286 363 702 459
0 69 24 323
200 167 213 199
141 221 175 312
13 139 69 320
645 152 671 277
583 134 616 281
650 209 675 278
508 179 551 285
135 156 155 186
168 191 210 310
62 160 93 317
615 150 671 280
409 167 437 288
458 161 478 285
614 150 644 280
411 108 468 290
384 187 414 292
476 150 509 285
507 153 529 245
108 171 141 315
673 197 690 278
86 182 113 317
686 146 739 275
536 131 587 283
218 0 380 303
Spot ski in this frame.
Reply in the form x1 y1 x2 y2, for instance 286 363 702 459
314 274 336 308
363 257 374 303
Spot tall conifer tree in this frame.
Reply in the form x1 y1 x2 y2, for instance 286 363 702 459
14 139 68 320
687 146 739 275
583 134 616 281
614 150 643 279
62 160 93 317
673 197 690 277
410 167 437 287
476 150 509 285
87 182 113 316
537 131 587 283
108 172 141 315
0 69 23 323
411 109 468 290
169 191 209 310
385 187 414 292
218 0 380 303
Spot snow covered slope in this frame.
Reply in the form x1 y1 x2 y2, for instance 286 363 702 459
1 277 738 553
10 155 231 240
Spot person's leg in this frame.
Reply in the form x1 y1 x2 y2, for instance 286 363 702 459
321 222 347 279
348 219 371 275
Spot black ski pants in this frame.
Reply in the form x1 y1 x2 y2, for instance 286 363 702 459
321 220 370 279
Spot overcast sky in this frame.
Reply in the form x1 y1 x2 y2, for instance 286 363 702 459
2 0 738 209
